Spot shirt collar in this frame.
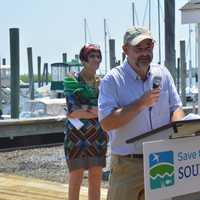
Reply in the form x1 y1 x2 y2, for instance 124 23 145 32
123 60 151 81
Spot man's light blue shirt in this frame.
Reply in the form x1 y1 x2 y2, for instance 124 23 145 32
98 61 182 155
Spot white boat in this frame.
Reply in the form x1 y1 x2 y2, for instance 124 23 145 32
186 85 198 102
20 97 66 118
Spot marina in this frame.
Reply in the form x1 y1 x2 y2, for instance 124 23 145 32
1 0 200 199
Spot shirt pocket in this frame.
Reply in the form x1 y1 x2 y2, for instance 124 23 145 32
152 90 170 128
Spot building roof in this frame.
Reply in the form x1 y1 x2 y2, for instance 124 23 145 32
180 0 200 11
0 65 10 69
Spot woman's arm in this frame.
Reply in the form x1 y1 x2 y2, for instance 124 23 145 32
68 108 97 119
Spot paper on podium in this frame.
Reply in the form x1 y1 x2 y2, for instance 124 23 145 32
182 113 200 120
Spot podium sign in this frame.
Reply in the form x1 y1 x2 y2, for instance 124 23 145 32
143 136 200 200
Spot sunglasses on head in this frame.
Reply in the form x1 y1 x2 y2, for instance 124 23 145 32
85 43 100 49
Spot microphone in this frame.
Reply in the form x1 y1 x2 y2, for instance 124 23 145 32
152 76 162 89
149 76 162 111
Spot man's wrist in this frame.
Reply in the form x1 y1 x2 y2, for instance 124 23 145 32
133 98 146 112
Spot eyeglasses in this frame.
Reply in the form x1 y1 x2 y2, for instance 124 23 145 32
88 54 101 59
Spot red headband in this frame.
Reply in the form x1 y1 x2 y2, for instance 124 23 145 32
84 44 100 57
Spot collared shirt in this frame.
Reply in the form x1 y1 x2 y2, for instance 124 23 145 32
98 60 182 155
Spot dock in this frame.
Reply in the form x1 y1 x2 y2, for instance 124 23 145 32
0 116 66 138
0 106 195 138
0 173 108 200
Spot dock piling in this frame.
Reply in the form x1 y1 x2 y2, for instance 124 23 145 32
2 58 6 65
109 39 116 69
62 53 67 63
37 56 41 88
180 40 187 106
27 47 34 100
10 28 20 119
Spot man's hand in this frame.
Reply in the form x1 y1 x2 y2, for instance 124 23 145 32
140 88 160 108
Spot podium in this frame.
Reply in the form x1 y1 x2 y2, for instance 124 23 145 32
126 119 200 200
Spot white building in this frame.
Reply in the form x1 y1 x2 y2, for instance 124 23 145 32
0 65 10 87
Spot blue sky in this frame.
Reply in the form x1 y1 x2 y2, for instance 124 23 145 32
0 0 193 74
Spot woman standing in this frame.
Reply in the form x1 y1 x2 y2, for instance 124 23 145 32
64 44 108 200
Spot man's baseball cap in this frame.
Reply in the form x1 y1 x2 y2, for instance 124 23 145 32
123 26 153 46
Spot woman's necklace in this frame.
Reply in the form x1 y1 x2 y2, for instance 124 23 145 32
80 70 96 88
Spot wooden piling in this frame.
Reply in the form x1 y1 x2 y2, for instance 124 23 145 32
2 58 6 65
164 0 176 82
177 57 180 94
27 47 34 100
45 63 48 85
109 39 116 69
37 56 41 88
10 28 20 118
41 63 47 86
62 53 67 63
180 40 187 106
75 54 79 61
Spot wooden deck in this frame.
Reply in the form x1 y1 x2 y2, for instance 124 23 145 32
0 106 194 139
0 116 66 138
0 173 108 200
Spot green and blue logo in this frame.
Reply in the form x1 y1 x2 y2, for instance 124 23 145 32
149 151 175 190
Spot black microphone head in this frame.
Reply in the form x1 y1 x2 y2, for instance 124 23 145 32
152 76 162 89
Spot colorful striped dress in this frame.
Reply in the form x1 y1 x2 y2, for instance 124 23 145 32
64 73 108 171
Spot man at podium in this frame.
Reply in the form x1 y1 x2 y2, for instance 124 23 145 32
98 26 185 200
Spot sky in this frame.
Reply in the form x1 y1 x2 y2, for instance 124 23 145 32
0 0 193 75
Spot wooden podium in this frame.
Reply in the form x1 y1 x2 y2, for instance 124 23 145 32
126 119 200 200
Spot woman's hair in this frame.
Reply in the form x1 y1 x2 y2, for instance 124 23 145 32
79 44 102 62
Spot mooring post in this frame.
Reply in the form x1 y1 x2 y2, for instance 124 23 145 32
10 28 20 118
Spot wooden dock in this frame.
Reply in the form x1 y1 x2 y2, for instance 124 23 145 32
0 116 66 138
0 106 195 139
0 173 108 200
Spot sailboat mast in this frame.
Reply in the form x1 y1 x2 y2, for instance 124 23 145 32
157 0 161 64
104 19 108 74
189 24 192 89
149 0 151 30
132 2 135 26
197 24 200 114
84 18 87 44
